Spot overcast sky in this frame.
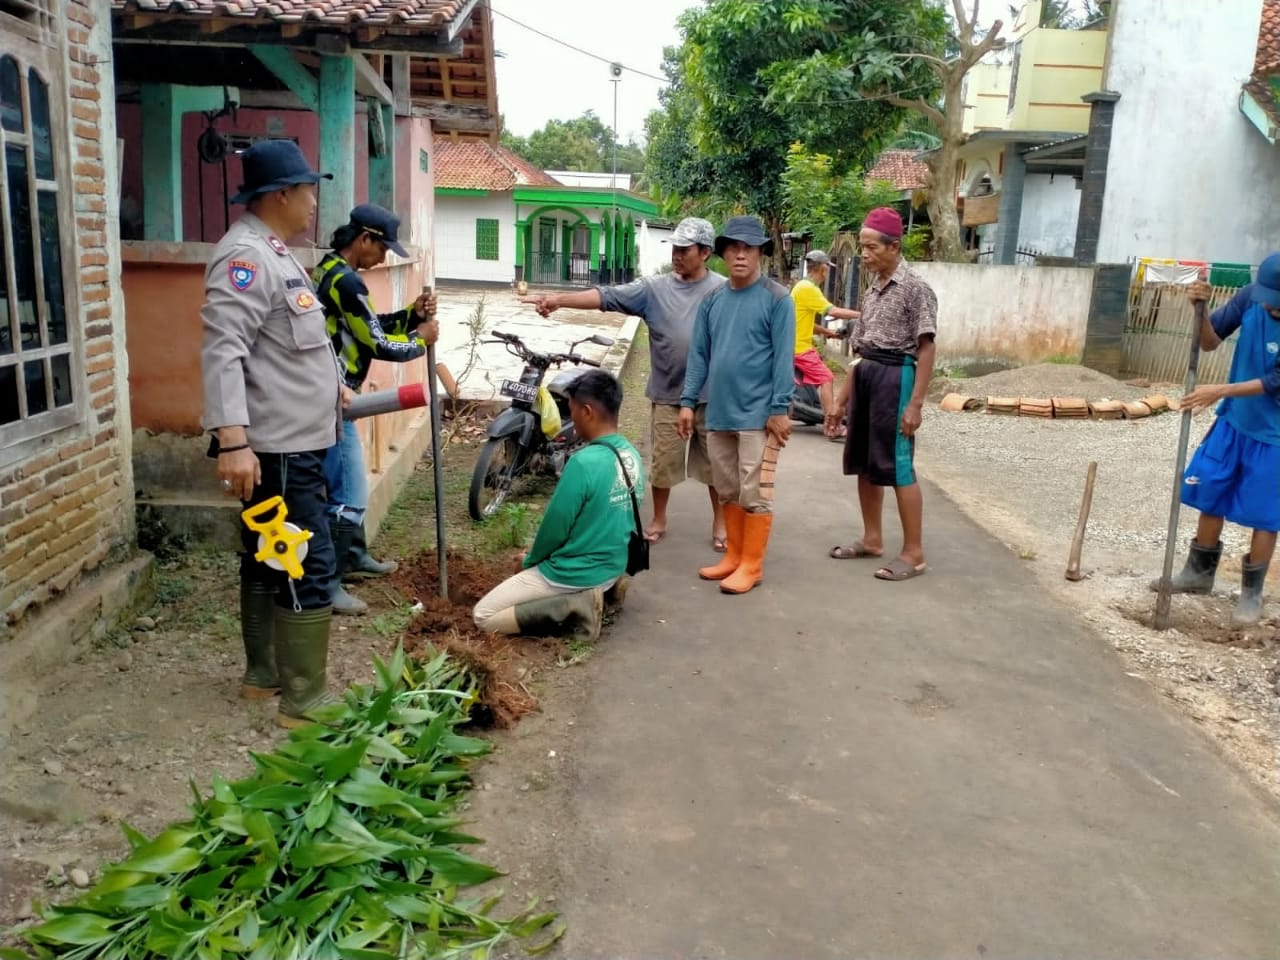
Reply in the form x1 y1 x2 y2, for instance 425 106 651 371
490 0 694 143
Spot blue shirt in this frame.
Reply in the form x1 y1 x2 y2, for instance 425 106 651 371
1210 284 1280 446
681 275 796 431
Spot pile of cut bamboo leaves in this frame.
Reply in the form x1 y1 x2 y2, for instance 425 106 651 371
5 647 561 960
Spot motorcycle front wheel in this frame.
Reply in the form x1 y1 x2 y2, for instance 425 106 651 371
468 436 521 521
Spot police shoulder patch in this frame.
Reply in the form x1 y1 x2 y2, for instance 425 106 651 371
228 260 257 291
295 291 316 309
267 235 289 256
286 277 307 289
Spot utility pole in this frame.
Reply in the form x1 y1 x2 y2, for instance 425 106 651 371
609 62 622 283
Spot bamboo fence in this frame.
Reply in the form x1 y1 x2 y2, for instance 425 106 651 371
1122 282 1238 384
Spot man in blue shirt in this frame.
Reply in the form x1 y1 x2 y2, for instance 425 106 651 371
1159 252 1280 624
679 216 795 595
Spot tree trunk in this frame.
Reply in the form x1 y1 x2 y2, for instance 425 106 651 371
926 138 966 263
926 71 969 263
766 213 788 280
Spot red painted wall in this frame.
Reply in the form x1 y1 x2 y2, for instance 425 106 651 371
116 103 370 245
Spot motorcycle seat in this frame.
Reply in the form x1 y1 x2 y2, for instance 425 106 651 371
547 366 588 399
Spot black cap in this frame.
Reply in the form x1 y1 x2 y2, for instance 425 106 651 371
230 139 331 205
714 215 774 257
348 203 409 258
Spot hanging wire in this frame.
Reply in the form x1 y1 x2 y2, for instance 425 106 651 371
487 5 956 107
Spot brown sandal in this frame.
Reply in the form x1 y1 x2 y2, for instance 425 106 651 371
829 542 883 560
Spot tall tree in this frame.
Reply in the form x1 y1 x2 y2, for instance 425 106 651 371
769 0 1008 260
646 0 945 272
502 111 647 185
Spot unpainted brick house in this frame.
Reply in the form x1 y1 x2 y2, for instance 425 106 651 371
0 0 142 648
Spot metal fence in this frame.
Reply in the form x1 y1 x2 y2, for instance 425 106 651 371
527 252 594 286
1122 282 1237 384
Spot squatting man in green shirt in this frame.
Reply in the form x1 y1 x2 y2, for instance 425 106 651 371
473 369 645 642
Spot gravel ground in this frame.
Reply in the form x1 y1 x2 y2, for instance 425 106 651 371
918 364 1279 800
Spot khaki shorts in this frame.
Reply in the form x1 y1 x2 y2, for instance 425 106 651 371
650 403 713 489
707 430 781 514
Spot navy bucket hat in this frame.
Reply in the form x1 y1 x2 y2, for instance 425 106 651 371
714 215 774 257
231 139 332 205
1252 252 1280 310
348 203 410 258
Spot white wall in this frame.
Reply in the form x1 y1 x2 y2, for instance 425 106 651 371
1018 172 1080 257
908 261 1094 366
638 221 673 275
435 192 515 284
1097 0 1279 265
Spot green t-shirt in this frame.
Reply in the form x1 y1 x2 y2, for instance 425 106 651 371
523 433 645 588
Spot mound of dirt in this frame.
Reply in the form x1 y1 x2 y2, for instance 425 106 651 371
392 550 555 729
948 363 1161 401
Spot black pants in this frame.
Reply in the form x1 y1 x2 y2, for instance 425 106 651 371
239 450 335 610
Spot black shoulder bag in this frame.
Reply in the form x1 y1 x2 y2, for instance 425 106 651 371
591 441 649 576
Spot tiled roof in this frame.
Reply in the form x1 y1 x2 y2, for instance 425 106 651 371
1246 0 1280 137
433 140 559 191
110 0 473 30
1256 0 1279 68
866 150 929 191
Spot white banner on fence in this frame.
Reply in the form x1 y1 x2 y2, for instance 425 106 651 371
1142 263 1201 285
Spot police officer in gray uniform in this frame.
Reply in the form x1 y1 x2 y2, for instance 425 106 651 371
200 139 342 728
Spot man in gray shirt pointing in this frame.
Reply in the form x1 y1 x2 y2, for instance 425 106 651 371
526 217 727 550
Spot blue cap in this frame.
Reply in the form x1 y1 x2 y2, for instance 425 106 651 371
348 203 409 258
714 215 774 257
230 139 331 205
1252 252 1280 309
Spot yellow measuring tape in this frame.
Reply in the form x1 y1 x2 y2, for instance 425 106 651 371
241 496 312 580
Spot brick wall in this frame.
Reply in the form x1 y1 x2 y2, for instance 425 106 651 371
0 0 136 631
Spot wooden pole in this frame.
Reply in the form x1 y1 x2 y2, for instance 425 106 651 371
424 286 447 600
1065 461 1097 582
1153 276 1207 629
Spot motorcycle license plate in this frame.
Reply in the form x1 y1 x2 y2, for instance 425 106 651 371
500 379 538 403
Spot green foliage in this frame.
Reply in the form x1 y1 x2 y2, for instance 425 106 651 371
20 648 563 959
486 502 537 550
780 144 901 251
502 111 646 188
901 224 932 262
646 0 947 237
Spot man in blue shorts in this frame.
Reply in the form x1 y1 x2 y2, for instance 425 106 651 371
1158 252 1280 625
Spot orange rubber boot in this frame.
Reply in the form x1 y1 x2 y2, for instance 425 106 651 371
720 511 772 594
698 503 744 581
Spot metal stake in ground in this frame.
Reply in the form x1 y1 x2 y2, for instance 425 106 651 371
1154 275 1208 629
1065 461 1098 582
424 285 448 599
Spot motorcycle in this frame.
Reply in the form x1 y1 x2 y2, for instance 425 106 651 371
790 315 849 427
468 329 616 521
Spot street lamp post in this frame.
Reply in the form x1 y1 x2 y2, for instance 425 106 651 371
609 62 621 282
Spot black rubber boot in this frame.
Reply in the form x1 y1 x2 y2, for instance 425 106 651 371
514 589 604 645
328 519 368 615
1232 555 1270 626
343 520 398 580
1150 540 1221 594
240 580 279 698
274 605 337 728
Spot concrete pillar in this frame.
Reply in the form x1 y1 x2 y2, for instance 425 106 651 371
588 222 600 272
1074 91 1121 266
994 144 1027 265
367 102 396 212
514 218 526 282
139 84 232 241
139 84 181 242
318 55 356 237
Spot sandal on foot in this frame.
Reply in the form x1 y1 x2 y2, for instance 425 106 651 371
874 558 928 581
829 541 883 560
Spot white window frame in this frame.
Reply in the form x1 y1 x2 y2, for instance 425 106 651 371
0 0 85 462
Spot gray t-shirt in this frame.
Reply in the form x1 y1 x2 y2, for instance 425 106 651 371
596 271 727 404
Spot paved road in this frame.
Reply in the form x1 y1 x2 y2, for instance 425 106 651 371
550 428 1280 959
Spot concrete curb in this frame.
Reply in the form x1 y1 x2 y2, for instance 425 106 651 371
601 314 642 378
